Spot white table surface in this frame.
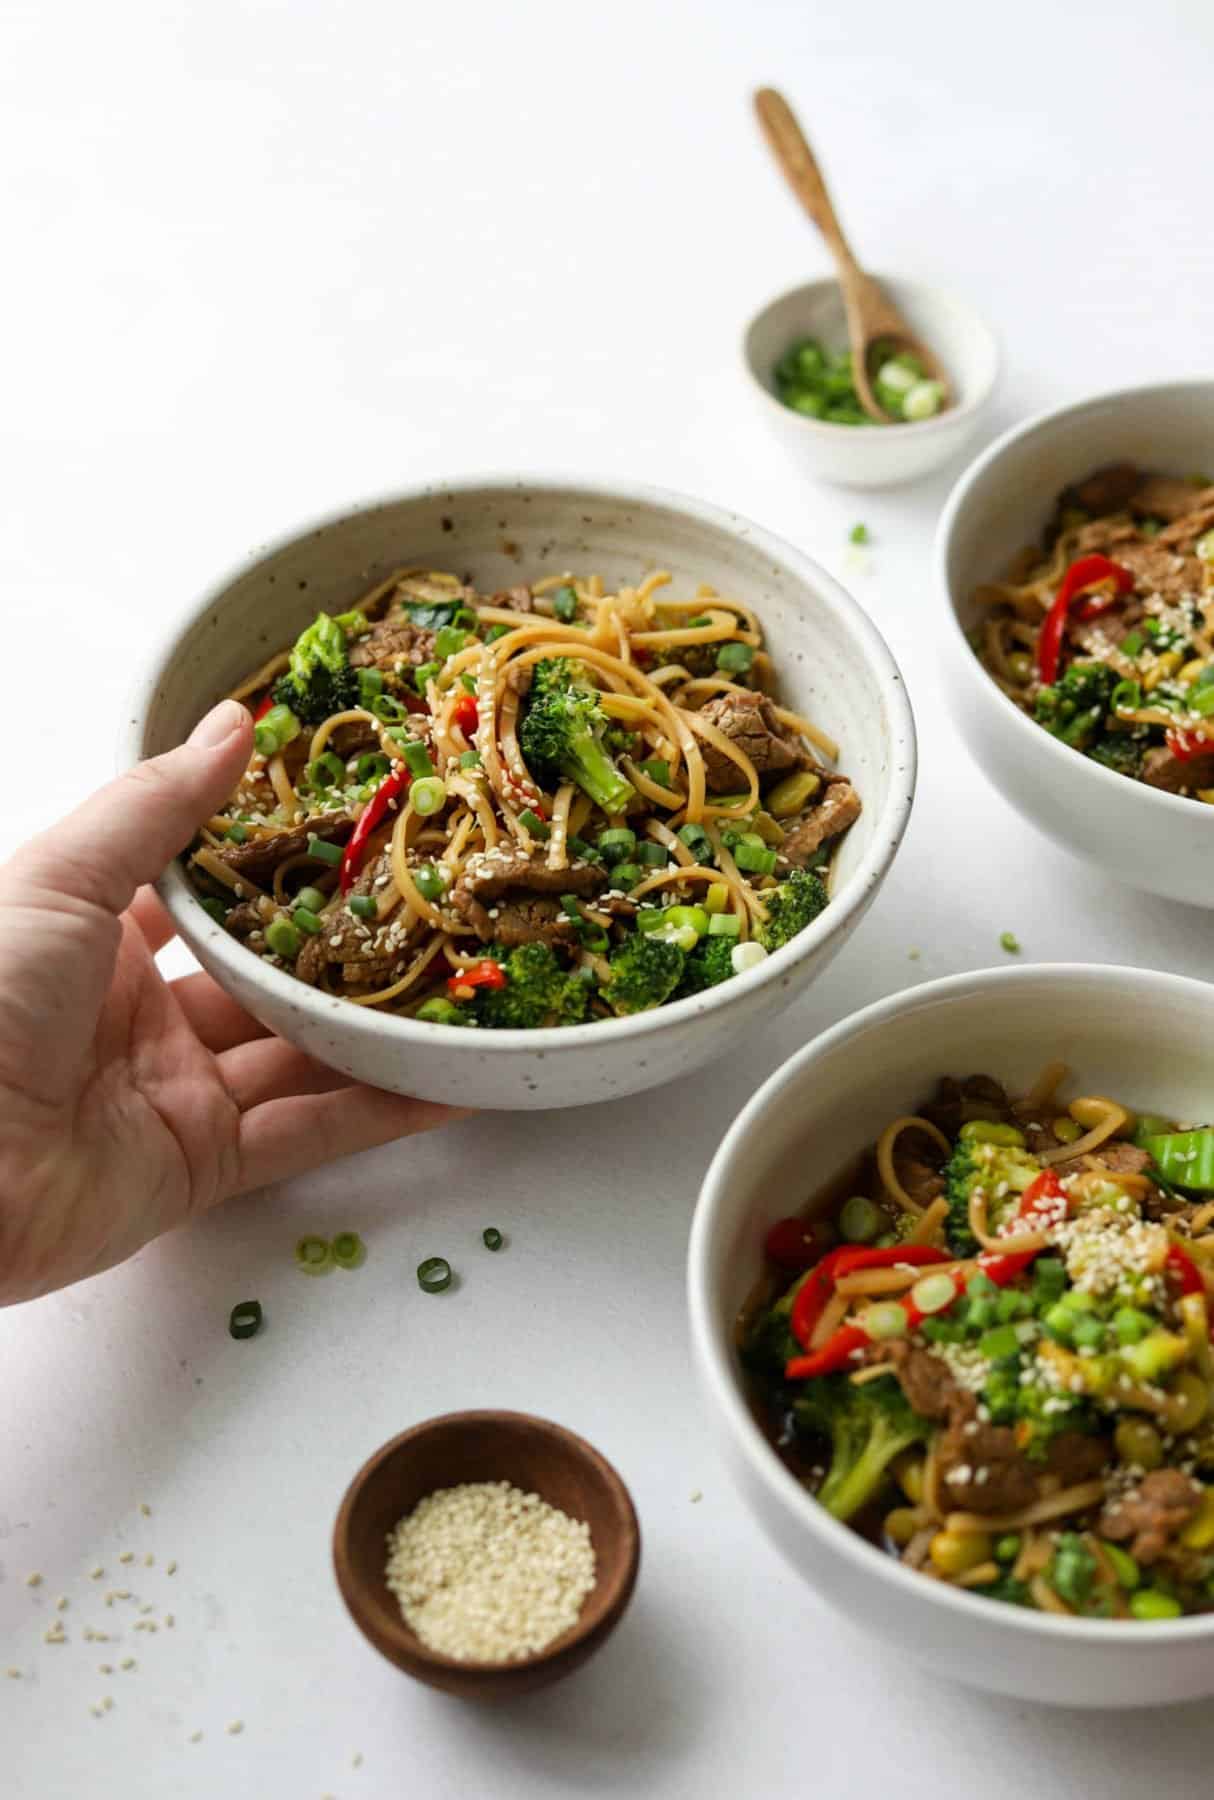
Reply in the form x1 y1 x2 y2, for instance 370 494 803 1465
4 1 1214 1792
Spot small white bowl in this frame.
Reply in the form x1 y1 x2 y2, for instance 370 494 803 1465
688 962 1214 1708
936 378 1214 910
126 477 916 1112
742 277 999 490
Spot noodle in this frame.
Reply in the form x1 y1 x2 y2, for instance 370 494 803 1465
875 1116 952 1214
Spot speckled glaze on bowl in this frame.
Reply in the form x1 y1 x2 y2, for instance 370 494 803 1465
689 964 1214 1709
937 379 1214 909
743 277 999 490
124 478 916 1111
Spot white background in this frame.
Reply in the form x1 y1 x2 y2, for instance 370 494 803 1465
2 1 1213 1794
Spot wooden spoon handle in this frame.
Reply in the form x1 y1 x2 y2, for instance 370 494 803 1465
753 88 859 273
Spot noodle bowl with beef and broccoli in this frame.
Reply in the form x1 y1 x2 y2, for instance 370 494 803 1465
741 1064 1214 1620
186 568 861 1029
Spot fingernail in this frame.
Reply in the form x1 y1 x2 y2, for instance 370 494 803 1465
187 699 247 750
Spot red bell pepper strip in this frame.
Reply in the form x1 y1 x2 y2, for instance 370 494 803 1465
447 959 508 1000
339 766 411 893
1036 554 1135 686
788 1244 951 1352
764 1217 826 1274
1165 1241 1205 1298
451 692 479 737
786 1171 1070 1380
1165 727 1210 763
252 693 274 721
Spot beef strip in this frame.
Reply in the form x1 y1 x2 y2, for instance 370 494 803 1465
348 611 437 673
695 690 811 792
863 1341 961 1421
776 775 862 868
209 813 354 887
1157 498 1214 553
294 850 413 990
920 1074 1014 1139
1130 477 1214 523
450 846 606 948
1065 463 1143 517
223 899 270 942
1072 516 1140 555
1115 540 1203 603
1049 1140 1153 1182
1142 745 1214 794
1100 1469 1202 1565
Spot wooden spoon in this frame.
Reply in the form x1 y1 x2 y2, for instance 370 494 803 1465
753 87 950 423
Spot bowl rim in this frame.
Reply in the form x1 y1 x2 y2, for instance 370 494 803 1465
741 274 1001 442
126 472 917 1058
688 959 1214 1644
331 1408 641 1675
934 376 1214 826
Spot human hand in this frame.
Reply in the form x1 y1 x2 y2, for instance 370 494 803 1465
0 700 461 1305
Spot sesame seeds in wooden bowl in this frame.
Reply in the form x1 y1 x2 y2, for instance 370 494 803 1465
332 1411 640 1701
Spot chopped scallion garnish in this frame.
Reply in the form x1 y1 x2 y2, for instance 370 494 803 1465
228 1300 263 1340
417 1256 453 1293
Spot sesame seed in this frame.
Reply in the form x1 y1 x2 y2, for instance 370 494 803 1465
143 1554 154 1567
5 1668 21 1680
164 1614 174 1628
89 1566 104 1580
56 1596 69 1612
690 1490 703 1503
99 1664 113 1675
227 1720 244 1735
102 1696 114 1712
118 1552 134 1565
139 1503 151 1518
166 1560 178 1576
26 1573 42 1588
188 1732 203 1744
120 1658 135 1671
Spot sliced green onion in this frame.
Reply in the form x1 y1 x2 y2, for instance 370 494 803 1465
859 1301 909 1341
294 885 328 914
254 723 281 756
295 1235 332 1276
849 522 870 545
597 827 637 864
307 835 345 866
716 641 755 674
225 822 248 843
1130 1590 1182 1621
979 1324 1021 1361
262 703 301 744
1190 685 1214 718
458 749 482 769
358 667 385 701
356 752 390 784
664 904 709 937
1119 630 1145 657
371 693 408 723
611 863 641 890
265 917 301 960
400 739 435 778
911 1271 958 1315
707 911 741 938
433 625 468 660
411 776 447 816
307 751 347 790
677 822 713 860
1111 678 1143 711
413 661 441 693
733 842 778 875
567 835 601 863
637 759 670 787
902 379 944 421
416 997 468 1026
413 864 445 901
636 840 668 867
460 673 477 694
1102 1543 1140 1591
482 1227 504 1251
999 930 1021 955
703 882 729 914
331 1231 366 1270
839 1195 883 1243
730 940 768 974
518 808 550 839
417 1256 452 1293
552 585 579 622
348 894 377 919
292 906 324 935
228 1300 263 1340
199 896 228 925
484 623 512 643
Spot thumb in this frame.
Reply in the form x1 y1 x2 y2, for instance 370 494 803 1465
15 700 253 916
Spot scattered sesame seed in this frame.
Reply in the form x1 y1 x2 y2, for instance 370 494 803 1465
5 1668 21 1680
689 1490 703 1503
26 1573 42 1588
89 1705 103 1719
43 1625 66 1645
188 1732 203 1744
102 1696 114 1712
227 1720 244 1735
90 1566 104 1580
99 1664 113 1675
164 1613 175 1629
56 1595 69 1612
143 1554 154 1567
139 1503 151 1517
118 1552 134 1565
166 1560 178 1576
353 1751 364 1767
120 1658 135 1671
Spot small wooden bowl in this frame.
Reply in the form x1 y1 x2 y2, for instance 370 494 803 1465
332 1410 641 1701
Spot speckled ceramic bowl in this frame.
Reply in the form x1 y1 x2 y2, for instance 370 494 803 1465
125 478 916 1111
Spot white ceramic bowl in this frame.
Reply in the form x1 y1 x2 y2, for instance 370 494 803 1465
937 378 1214 910
126 478 916 1112
742 277 999 490
689 962 1214 1708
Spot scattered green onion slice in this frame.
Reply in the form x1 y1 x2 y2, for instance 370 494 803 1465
225 822 248 844
331 1231 366 1270
358 667 385 700
295 885 328 914
348 894 378 919
482 1227 503 1251
416 996 468 1026
707 911 742 938
911 1271 957 1315
458 748 482 769
637 758 670 787
597 827 637 864
401 739 435 778
228 1299 263 1340
265 917 301 960
519 808 551 839
357 752 391 784
371 694 409 723
552 585 578 622
308 751 347 790
417 1256 453 1293
999 931 1021 955
307 835 345 866
636 840 668 867
413 661 441 693
413 864 446 902
433 625 468 661
716 641 755 674
295 1235 332 1276
292 906 324 935
849 523 869 545
411 776 447 816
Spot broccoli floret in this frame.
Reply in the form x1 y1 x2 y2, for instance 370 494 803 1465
791 1373 931 1522
472 942 591 1030
676 934 735 998
943 1133 1042 1257
1087 733 1145 779
757 867 829 954
272 611 360 726
1013 1379 1098 1460
1034 661 1116 751
518 658 636 814
604 933 685 1015
741 1279 805 1377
